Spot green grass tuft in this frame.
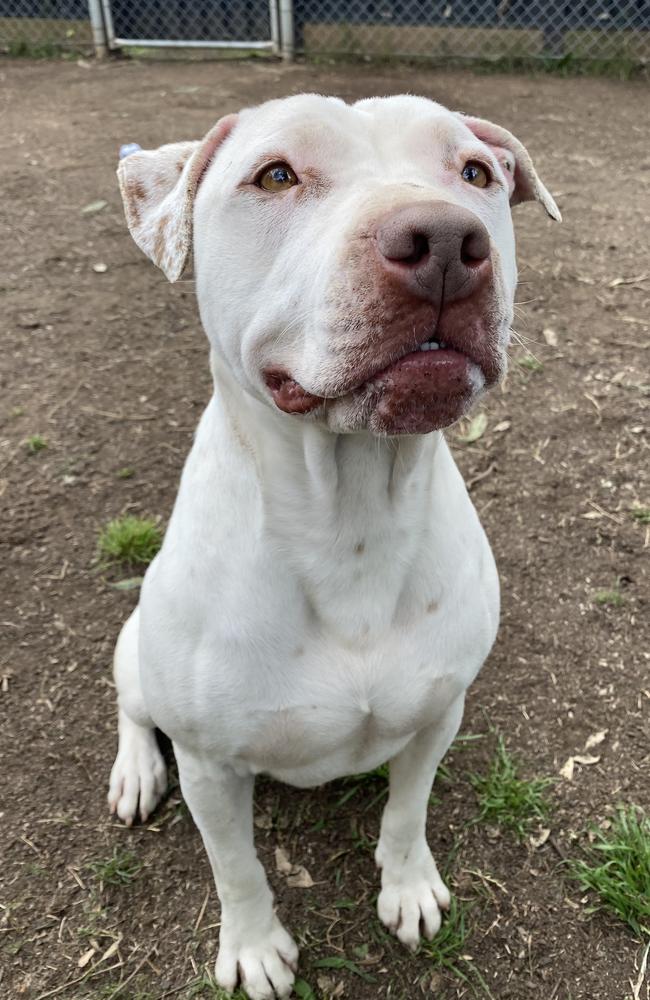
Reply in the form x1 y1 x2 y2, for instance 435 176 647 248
569 805 650 938
116 466 135 480
420 896 469 972
631 507 650 525
469 734 553 840
87 847 142 888
26 434 47 453
97 515 162 566
186 971 248 998
516 355 544 373
592 586 624 607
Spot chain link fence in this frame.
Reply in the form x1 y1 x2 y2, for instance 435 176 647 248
295 1 650 64
0 1 93 54
1 1 649 64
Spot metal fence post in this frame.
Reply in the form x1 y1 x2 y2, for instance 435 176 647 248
269 0 281 56
99 0 117 50
279 0 294 61
87 0 107 56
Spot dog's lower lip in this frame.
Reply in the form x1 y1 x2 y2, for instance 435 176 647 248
359 343 473 390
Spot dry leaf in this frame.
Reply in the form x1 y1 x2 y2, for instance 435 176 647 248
458 412 487 443
559 757 575 781
275 846 293 875
99 938 120 962
584 730 607 750
81 199 107 216
254 810 273 830
543 327 558 347
78 947 95 968
287 866 314 888
560 753 601 781
493 420 511 433
530 828 551 849
608 273 647 287
275 846 314 888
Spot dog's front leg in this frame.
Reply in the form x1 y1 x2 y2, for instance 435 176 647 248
375 695 465 951
175 747 298 1000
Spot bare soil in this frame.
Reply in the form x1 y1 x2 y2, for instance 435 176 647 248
1 56 648 1000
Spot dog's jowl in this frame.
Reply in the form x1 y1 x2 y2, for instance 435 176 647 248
108 94 559 1000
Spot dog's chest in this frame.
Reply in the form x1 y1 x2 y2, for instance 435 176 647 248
141 515 497 787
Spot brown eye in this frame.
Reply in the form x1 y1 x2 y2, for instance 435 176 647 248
257 163 299 192
461 161 490 188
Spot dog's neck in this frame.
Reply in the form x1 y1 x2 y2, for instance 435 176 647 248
211 357 440 515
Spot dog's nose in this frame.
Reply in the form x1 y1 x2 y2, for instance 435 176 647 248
375 202 491 303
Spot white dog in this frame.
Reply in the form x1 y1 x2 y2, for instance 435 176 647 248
108 94 559 1000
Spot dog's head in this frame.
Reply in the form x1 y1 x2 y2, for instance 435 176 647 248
118 94 559 435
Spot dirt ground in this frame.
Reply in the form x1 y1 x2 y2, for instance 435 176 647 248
1 56 648 1000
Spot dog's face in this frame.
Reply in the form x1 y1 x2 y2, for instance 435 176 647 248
119 94 559 435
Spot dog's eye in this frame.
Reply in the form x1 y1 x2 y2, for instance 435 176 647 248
257 163 299 192
461 161 490 188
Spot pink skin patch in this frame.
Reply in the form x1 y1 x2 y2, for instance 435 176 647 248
264 370 324 414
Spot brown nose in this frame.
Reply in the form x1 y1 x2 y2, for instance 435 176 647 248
375 201 491 304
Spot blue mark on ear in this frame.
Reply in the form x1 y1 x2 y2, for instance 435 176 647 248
119 143 142 160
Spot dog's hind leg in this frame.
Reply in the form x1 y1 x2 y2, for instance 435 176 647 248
107 607 167 825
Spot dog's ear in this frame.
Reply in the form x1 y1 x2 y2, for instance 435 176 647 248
455 113 561 222
117 114 238 282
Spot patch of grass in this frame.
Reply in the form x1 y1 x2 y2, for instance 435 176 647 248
87 847 142 888
8 39 62 58
94 988 154 1000
420 896 494 996
312 955 376 983
24 862 48 877
26 433 47 453
469 734 553 840
516 354 544 373
97 515 162 566
116 466 135 479
631 507 650 525
420 897 497 997
335 763 389 810
472 52 643 80
186 971 248 998
421 896 469 971
306 51 645 81
294 980 317 1000
592 585 625 607
568 805 650 938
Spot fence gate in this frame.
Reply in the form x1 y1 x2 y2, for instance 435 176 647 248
95 0 289 56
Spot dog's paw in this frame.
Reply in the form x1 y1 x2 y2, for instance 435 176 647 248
215 913 298 1000
108 724 167 826
375 838 450 951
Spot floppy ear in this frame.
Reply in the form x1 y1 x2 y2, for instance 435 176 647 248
456 113 561 222
117 114 238 281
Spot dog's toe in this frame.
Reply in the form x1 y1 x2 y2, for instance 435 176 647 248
215 916 298 999
108 724 167 825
